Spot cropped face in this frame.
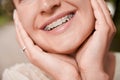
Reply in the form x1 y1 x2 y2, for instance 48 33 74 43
13 0 95 54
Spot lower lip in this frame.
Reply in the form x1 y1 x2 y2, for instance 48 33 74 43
43 15 75 35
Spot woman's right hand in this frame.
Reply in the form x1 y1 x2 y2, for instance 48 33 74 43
76 0 116 80
13 10 80 80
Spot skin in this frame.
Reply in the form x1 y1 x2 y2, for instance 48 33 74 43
13 0 116 80
13 0 95 54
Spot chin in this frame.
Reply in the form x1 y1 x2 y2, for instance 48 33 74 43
43 44 79 54
46 48 78 54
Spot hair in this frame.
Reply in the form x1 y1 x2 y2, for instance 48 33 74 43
1 0 15 15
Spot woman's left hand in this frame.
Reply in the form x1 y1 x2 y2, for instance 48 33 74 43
14 10 81 80
76 0 116 80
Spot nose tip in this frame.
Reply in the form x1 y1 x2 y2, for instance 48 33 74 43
41 0 61 14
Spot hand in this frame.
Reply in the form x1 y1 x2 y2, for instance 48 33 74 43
76 0 116 80
13 10 80 80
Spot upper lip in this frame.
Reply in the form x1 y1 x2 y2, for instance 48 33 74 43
39 10 76 30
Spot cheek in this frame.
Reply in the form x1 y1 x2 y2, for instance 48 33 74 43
17 7 38 33
20 13 34 27
65 0 90 9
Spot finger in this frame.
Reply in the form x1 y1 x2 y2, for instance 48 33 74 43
91 0 107 27
77 0 109 67
15 26 26 50
97 0 115 27
91 0 111 40
14 11 29 52
13 10 24 48
97 0 116 39
14 10 32 58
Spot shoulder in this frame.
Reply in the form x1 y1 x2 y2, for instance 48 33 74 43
2 63 51 80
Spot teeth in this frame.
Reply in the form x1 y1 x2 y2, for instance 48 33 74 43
44 13 74 31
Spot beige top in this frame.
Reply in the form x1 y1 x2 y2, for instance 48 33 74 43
2 53 120 80
2 63 52 80
114 52 120 80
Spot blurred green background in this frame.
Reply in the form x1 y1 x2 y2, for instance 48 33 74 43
0 0 120 51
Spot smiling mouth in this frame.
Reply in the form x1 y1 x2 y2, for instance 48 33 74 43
43 13 75 31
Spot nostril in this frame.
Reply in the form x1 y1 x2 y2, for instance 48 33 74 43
41 8 54 15
52 4 60 10
40 0 61 15
41 5 59 15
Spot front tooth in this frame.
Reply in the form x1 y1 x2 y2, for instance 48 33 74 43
44 14 73 31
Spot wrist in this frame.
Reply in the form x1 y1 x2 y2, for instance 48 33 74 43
80 70 109 80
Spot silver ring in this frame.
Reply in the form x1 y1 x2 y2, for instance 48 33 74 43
22 47 26 53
